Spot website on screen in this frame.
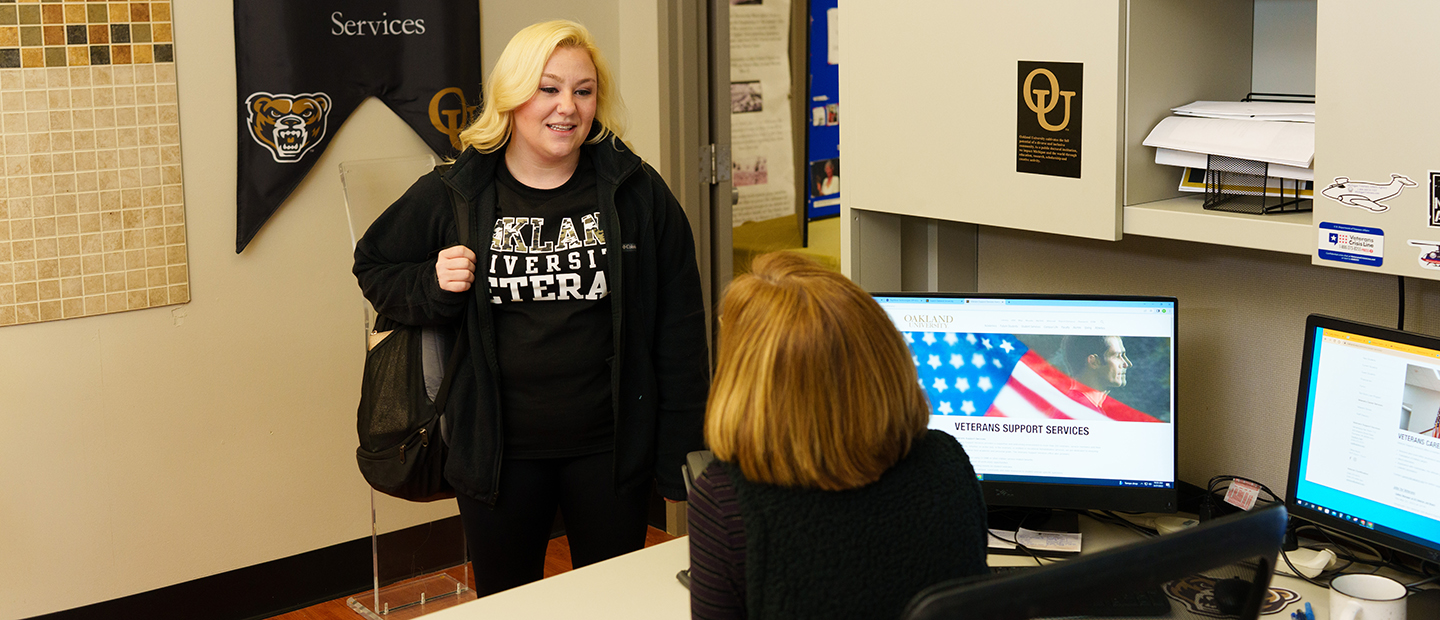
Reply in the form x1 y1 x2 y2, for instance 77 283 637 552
1298 329 1440 543
876 298 1176 488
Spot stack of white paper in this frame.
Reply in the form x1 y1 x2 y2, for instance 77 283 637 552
1143 100 1315 197
1171 100 1314 123
1143 115 1313 168
1156 148 1312 181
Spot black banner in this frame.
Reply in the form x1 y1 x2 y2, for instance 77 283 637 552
234 2 480 252
1016 60 1083 179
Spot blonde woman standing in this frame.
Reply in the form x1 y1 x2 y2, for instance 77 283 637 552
689 252 988 620
355 20 708 594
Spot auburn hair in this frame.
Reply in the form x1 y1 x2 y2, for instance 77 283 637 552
705 252 930 490
458 20 626 153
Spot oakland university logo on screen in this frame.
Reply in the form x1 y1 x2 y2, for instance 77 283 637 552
904 314 954 331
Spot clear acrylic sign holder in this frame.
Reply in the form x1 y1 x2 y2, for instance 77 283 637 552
340 155 475 619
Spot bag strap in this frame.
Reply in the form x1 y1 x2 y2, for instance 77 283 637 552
438 163 468 247
433 165 472 416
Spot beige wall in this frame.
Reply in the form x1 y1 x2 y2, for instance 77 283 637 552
0 2 666 617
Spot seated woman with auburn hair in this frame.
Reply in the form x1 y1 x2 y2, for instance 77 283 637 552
688 252 989 620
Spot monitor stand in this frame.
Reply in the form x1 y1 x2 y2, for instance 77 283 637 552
987 508 1082 557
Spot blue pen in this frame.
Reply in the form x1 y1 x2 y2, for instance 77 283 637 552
1305 601 1313 620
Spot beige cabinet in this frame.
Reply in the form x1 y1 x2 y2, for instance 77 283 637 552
1312 1 1440 279
843 1 1440 278
842 0 1255 243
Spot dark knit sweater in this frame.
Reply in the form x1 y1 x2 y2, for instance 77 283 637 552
353 134 709 503
689 430 989 620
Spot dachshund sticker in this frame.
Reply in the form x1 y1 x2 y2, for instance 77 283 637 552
1321 174 1415 213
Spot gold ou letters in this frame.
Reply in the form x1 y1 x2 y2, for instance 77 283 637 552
1022 68 1075 132
429 87 474 149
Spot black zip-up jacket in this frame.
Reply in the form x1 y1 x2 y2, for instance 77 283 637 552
353 136 709 504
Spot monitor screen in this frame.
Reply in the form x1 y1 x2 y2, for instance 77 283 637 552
1287 315 1440 563
873 293 1178 513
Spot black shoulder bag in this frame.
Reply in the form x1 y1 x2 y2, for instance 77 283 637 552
355 167 470 502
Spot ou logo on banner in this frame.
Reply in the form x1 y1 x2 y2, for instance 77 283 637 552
1022 68 1075 131
430 87 478 150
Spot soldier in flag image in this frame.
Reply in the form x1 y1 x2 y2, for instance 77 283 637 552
1057 335 1149 421
907 331 1170 423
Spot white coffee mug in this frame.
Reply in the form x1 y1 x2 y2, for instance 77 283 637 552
1329 574 1407 620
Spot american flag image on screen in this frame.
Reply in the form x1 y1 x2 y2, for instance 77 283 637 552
906 331 1159 422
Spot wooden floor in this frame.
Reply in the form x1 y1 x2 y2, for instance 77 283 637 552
268 528 678 620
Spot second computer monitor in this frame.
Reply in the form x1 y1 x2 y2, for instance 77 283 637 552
1287 314 1440 564
873 293 1179 513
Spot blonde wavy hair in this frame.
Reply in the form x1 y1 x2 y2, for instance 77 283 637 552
705 252 931 491
458 20 626 153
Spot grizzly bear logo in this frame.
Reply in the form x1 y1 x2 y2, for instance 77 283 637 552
245 92 333 163
1164 575 1299 618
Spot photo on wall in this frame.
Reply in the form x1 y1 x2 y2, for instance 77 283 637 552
811 157 840 197
730 80 763 113
733 156 769 187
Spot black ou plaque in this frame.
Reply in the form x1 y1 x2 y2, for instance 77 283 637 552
1016 61 1083 179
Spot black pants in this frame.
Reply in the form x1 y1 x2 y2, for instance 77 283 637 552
455 451 650 596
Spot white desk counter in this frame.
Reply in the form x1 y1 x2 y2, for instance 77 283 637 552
425 538 690 620
420 516 1367 619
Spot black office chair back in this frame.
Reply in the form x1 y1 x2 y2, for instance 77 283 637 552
681 449 715 499
901 505 1289 620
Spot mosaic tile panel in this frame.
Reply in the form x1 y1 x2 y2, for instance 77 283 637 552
0 1 187 327
0 0 174 69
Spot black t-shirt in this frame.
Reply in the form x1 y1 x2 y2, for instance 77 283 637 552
489 157 614 458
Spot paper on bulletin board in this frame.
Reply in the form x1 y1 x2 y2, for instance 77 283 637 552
731 0 796 227
827 7 839 65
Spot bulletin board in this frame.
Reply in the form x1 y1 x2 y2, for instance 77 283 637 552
805 0 839 220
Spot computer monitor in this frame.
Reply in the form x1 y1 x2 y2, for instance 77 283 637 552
902 505 1287 620
1286 314 1440 564
873 293 1178 514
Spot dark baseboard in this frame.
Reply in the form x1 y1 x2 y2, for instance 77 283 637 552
29 516 466 620
29 488 670 620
